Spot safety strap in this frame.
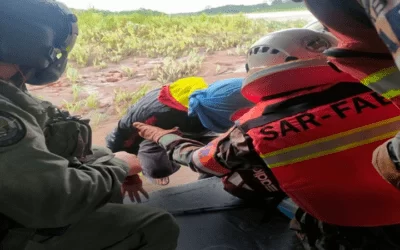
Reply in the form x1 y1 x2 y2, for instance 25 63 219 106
323 48 393 59
239 82 372 132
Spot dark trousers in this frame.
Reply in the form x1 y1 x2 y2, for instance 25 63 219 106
4 204 179 250
137 140 181 179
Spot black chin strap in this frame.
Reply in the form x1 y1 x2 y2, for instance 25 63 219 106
324 48 393 60
9 67 35 88
9 71 25 89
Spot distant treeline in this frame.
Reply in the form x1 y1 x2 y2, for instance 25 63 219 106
71 1 306 16
71 8 167 16
182 1 306 15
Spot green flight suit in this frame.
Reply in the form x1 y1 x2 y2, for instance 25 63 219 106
0 80 179 250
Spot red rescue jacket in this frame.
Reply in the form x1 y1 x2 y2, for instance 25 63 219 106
236 82 400 227
304 0 400 107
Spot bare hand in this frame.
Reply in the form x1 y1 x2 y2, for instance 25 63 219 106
122 174 149 203
132 122 181 143
114 151 142 176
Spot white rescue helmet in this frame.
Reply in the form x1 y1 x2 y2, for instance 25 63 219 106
242 28 355 103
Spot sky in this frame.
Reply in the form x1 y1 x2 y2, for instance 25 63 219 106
59 0 267 14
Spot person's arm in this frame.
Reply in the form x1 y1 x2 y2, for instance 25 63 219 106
134 122 284 199
355 0 400 189
134 122 267 176
106 121 137 153
106 104 150 153
106 89 161 153
358 0 400 69
0 104 130 229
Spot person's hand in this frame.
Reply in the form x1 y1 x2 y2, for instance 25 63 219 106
122 174 149 203
114 151 142 176
132 122 181 143
372 140 400 189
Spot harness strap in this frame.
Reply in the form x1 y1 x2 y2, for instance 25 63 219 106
324 48 394 59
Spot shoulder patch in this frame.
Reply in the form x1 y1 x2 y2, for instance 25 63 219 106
0 111 26 147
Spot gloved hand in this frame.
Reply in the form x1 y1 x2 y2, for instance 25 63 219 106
372 139 400 190
132 122 182 143
121 174 149 203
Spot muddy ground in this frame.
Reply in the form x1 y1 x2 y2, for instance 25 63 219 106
27 50 246 195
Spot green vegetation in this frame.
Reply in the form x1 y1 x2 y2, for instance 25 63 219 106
69 11 306 67
114 85 151 118
72 8 166 16
121 66 137 79
66 66 81 84
88 111 108 128
72 2 306 16
149 51 205 83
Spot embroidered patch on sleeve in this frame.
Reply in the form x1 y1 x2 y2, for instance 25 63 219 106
0 111 26 147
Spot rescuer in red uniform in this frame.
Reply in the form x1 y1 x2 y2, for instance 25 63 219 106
133 28 400 249
296 0 400 192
